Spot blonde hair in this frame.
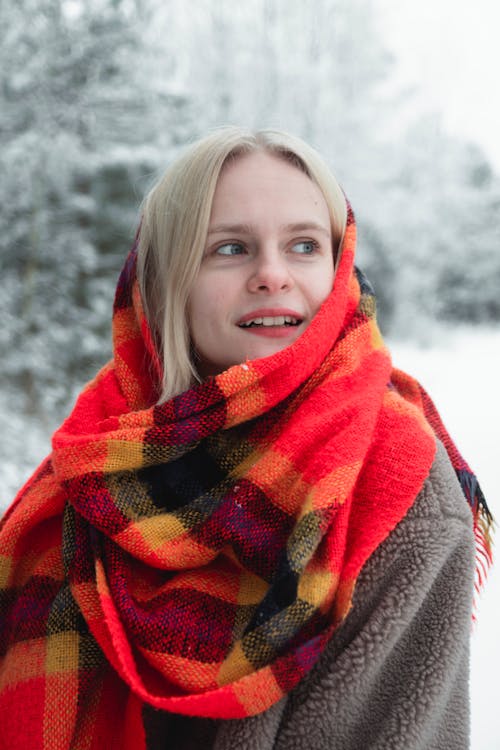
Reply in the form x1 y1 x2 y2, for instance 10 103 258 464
137 126 347 402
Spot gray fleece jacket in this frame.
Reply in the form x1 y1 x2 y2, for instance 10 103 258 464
148 440 476 750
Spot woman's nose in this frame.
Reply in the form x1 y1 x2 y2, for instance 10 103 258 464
247 249 293 294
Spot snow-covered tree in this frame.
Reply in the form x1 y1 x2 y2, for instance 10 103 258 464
0 0 196 417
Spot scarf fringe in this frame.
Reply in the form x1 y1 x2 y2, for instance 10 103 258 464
456 469 494 611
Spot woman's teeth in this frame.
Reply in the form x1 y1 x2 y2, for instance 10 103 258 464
239 316 300 328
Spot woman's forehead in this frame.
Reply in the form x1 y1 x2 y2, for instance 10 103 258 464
210 151 331 230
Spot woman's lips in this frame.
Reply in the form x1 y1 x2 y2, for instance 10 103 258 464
236 308 303 325
239 325 301 338
236 309 304 338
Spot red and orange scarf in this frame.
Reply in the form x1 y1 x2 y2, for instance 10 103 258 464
0 207 492 749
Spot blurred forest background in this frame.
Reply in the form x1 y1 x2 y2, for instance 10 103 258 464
1 0 500 495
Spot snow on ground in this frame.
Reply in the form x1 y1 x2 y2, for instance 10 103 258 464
1 325 498 747
390 326 499 750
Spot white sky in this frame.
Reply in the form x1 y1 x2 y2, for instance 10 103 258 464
379 0 500 169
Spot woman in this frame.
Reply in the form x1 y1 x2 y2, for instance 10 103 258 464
0 128 492 749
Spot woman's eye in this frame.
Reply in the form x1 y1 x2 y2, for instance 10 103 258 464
292 240 317 254
216 243 245 256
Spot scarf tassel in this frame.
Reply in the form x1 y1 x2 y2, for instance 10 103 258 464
456 469 494 599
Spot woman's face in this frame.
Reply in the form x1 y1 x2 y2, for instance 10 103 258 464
188 151 335 377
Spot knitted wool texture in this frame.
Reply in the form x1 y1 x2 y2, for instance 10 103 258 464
0 207 492 749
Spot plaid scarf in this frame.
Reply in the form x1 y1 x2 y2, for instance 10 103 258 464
0 207 492 749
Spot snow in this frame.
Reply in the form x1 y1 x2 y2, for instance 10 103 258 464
390 326 500 750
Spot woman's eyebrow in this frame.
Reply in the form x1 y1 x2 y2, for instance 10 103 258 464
282 222 330 237
207 223 254 236
207 221 330 237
